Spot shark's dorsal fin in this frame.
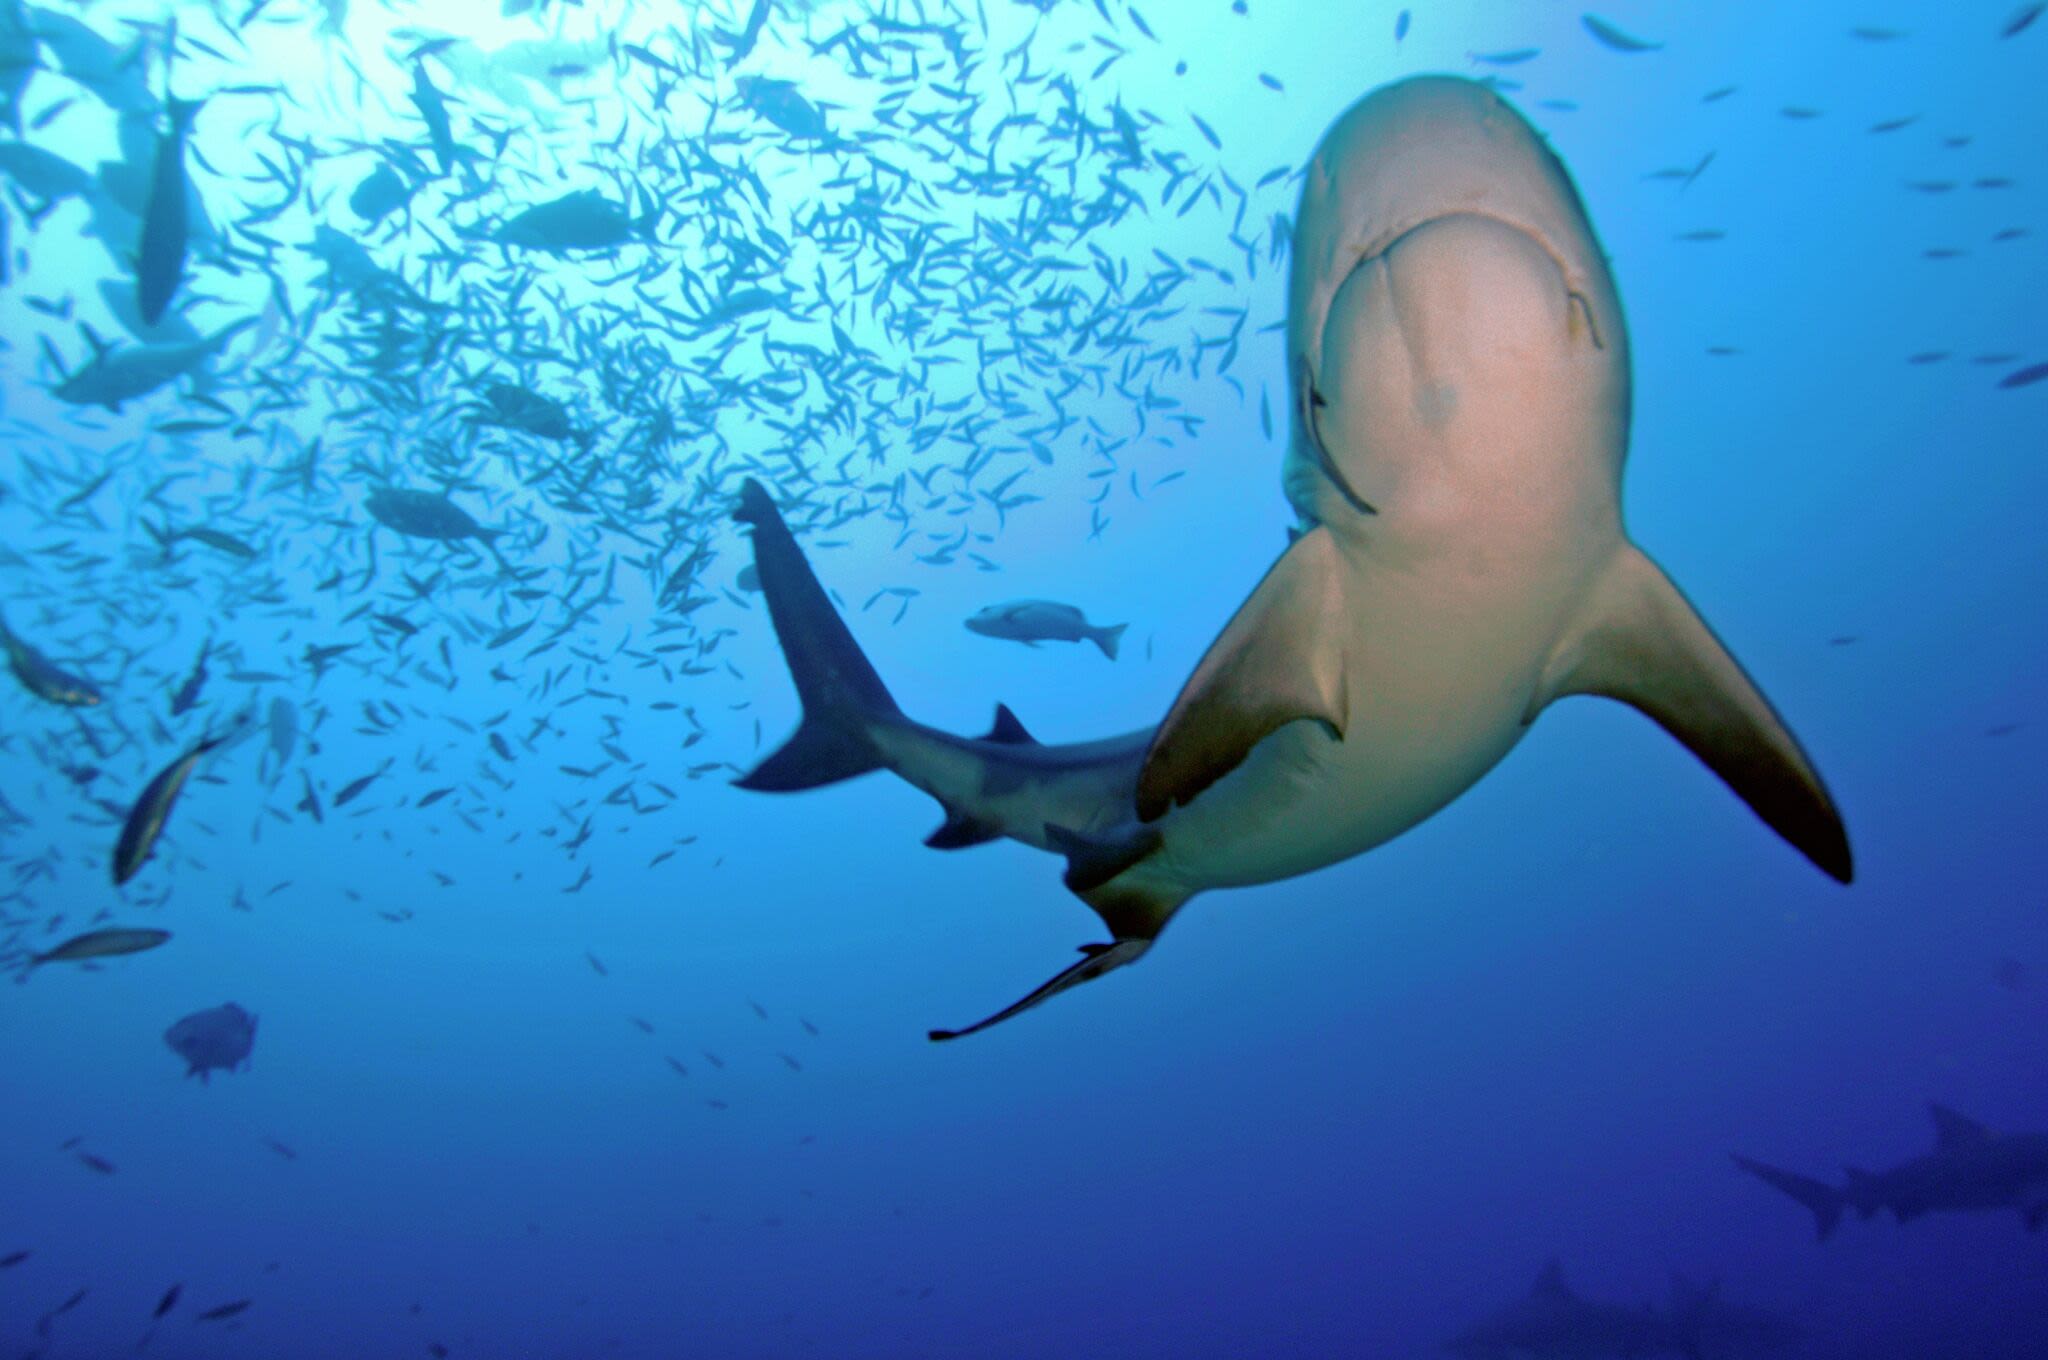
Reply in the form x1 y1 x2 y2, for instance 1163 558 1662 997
1531 1260 1574 1301
1136 525 1348 821
1525 543 1852 884
982 703 1036 746
1929 1102 1991 1150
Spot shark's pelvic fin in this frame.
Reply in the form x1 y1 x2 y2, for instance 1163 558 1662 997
1045 822 1164 896
1732 1153 1845 1242
732 478 901 792
1527 543 1853 883
924 806 1004 850
1136 525 1350 822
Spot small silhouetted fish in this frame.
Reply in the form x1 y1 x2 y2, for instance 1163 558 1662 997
629 1016 654 1034
0 610 102 706
333 764 389 807
1994 957 2031 991
966 601 1127 659
195 1299 251 1322
2004 4 2044 39
777 1052 802 1071
155 1284 182 1319
665 1056 689 1077
115 727 240 884
264 1138 297 1160
77 1152 116 1174
800 1017 819 1036
585 952 608 977
429 1344 449 1358
1583 14 1662 51
1985 722 2022 737
164 1003 257 1082
748 999 768 1020
137 99 203 327
1 1249 30 1267
18 927 172 977
702 1050 724 1069
37 1287 87 1336
1998 362 2048 389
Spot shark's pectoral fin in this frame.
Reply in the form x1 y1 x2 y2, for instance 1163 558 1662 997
927 939 1152 1042
1530 544 1852 883
1135 526 1348 821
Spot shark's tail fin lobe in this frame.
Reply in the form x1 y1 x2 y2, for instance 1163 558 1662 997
1528 542 1852 884
732 478 899 792
1093 622 1127 660
1732 1153 1843 1242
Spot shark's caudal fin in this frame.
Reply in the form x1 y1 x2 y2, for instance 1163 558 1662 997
1732 1153 1844 1242
732 479 901 791
1528 543 1853 884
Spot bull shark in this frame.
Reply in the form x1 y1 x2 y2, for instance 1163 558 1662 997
1735 1103 2048 1239
1445 1265 1799 1360
1445 1261 1687 1360
734 75 1850 1039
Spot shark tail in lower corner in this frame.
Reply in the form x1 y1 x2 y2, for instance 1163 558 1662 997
1732 1153 1844 1243
731 478 901 792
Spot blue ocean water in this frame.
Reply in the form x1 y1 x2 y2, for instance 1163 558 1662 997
1 1 2044 1356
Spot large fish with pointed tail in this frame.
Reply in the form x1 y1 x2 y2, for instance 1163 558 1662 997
113 719 247 885
0 610 103 706
734 75 1850 1040
135 95 203 326
1735 1103 2048 1239
5 927 172 981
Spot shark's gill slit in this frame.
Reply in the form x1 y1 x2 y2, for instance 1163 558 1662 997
1568 291 1605 350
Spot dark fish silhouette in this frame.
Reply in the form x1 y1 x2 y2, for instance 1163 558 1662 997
195 1298 252 1322
163 1002 258 1082
114 727 240 884
12 927 172 979
1736 1103 2048 1238
0 611 103 705
365 487 500 542
136 97 203 326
